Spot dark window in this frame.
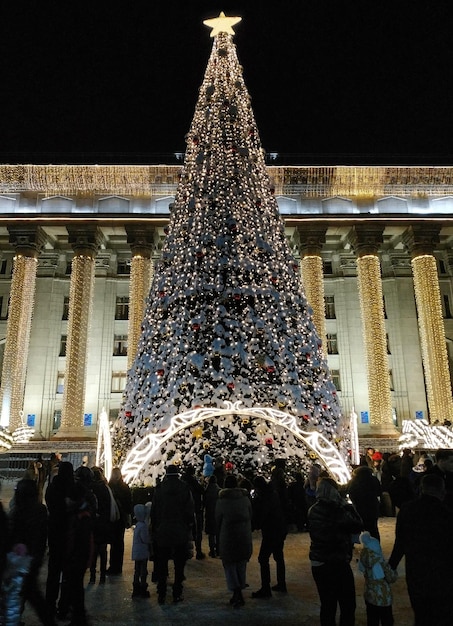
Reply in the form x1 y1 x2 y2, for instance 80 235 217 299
325 295 336 319
331 369 341 391
0 259 7 274
117 259 131 275
326 333 338 355
59 335 67 357
444 294 452 319
62 296 70 320
113 335 128 356
115 297 129 320
323 260 333 275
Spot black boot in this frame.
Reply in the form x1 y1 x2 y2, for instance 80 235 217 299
230 588 244 608
131 583 141 598
140 583 150 598
251 586 272 598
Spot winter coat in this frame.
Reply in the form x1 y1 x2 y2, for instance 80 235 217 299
388 493 453 602
91 478 112 544
204 482 220 535
8 501 48 572
252 482 286 539
359 531 397 607
132 504 150 561
151 476 194 548
308 482 363 564
216 487 252 563
347 466 382 524
109 476 133 528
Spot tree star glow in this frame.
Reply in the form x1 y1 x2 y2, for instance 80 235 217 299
203 11 242 37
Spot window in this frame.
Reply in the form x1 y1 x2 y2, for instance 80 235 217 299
0 259 7 274
53 410 61 430
326 333 338 355
439 259 447 274
386 333 391 354
444 294 452 319
117 259 131 276
65 261 72 275
59 335 67 357
331 369 341 391
115 297 129 320
323 260 333 275
56 372 64 394
389 370 395 391
62 296 70 320
111 372 127 392
383 296 388 319
325 295 336 319
113 334 128 356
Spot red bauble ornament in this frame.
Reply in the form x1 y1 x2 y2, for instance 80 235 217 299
227 382 235 390
157 369 164 376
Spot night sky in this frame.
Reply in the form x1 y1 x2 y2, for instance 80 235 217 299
0 1 452 165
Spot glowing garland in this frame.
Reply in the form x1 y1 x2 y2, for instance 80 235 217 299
0 426 13 450
356 254 393 429
127 255 153 371
0 255 38 431
1 165 453 197
120 401 351 486
59 254 95 435
300 255 327 352
411 255 453 422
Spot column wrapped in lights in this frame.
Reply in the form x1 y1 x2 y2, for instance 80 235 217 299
411 254 453 422
125 226 156 371
356 254 394 431
127 254 153 370
57 254 95 437
301 255 327 351
55 226 102 439
0 254 38 431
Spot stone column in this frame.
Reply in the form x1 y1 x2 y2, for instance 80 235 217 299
0 227 46 432
402 225 453 423
54 226 103 439
297 227 327 352
126 226 155 370
349 225 396 434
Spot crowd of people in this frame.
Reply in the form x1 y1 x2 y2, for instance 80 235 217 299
0 446 452 626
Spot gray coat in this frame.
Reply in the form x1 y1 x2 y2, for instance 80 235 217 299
216 487 252 563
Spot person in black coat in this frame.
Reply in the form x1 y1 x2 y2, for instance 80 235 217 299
388 473 453 626
45 461 75 620
182 465 206 559
89 466 111 584
251 475 288 598
347 465 382 540
216 474 253 608
151 464 195 604
308 477 363 626
204 474 220 557
107 466 132 575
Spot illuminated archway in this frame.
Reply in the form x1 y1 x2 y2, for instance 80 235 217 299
121 401 351 485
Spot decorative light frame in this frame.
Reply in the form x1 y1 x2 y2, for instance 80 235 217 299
120 401 351 486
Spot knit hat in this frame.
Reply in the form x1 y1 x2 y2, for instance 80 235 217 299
372 451 383 462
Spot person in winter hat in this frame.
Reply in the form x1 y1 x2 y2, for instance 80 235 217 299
359 531 397 626
131 503 151 599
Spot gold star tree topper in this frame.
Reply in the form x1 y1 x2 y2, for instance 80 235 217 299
203 11 242 37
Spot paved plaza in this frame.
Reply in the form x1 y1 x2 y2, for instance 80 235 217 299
1 480 415 626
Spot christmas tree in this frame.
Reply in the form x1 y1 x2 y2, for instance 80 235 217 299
113 13 348 483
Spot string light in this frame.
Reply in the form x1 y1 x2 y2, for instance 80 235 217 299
59 254 95 435
127 255 153 370
96 406 113 480
0 254 38 431
300 255 327 351
399 418 453 450
411 254 453 422
356 254 393 430
1 164 453 197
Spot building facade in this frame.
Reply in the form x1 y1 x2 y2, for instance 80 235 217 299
0 163 452 441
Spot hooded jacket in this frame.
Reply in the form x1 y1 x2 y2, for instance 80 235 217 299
132 504 150 561
359 531 397 606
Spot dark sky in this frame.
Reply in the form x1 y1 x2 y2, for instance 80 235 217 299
0 1 452 165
